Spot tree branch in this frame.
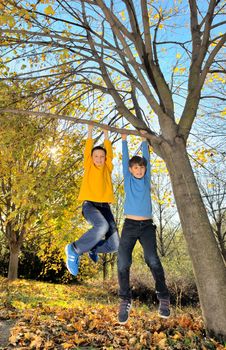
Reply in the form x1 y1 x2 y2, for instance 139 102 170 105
0 108 159 140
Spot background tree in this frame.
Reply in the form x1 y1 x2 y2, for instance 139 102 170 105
1 0 226 340
151 157 180 257
100 171 125 280
0 83 84 280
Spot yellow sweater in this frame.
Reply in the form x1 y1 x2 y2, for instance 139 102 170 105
78 138 115 203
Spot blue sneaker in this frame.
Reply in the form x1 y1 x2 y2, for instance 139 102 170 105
65 243 80 276
89 250 98 263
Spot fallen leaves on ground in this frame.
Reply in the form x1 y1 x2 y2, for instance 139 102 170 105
0 277 225 350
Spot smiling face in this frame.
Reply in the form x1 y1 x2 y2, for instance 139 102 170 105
129 164 146 179
92 149 106 167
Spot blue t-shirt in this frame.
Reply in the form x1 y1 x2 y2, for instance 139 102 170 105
122 140 152 217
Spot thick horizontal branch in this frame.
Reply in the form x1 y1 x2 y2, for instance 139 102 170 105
0 108 153 138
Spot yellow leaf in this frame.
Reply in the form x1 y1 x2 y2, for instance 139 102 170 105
221 108 226 116
176 53 181 59
119 10 126 21
62 343 73 349
0 15 15 28
129 337 137 345
44 5 55 15
29 334 43 348
173 331 183 340
153 331 166 342
24 13 30 20
158 338 167 348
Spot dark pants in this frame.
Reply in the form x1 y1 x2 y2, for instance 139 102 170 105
75 201 119 254
117 218 169 300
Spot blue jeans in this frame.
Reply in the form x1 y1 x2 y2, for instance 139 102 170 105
74 201 119 254
117 218 169 299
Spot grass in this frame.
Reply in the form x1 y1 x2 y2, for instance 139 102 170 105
0 276 225 350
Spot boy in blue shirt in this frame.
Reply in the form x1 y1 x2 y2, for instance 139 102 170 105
118 131 170 324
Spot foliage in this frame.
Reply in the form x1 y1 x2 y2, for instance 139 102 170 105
0 85 116 281
0 87 95 279
0 227 101 284
0 277 225 350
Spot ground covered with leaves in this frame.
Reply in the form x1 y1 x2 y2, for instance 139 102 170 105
0 277 225 350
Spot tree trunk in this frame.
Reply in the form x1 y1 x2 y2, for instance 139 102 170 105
102 254 108 280
110 254 116 278
8 243 20 281
161 136 226 340
215 223 226 263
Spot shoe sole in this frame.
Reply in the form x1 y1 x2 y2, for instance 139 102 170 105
118 320 129 325
158 313 170 319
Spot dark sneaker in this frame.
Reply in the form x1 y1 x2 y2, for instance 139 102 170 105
89 250 98 263
65 243 80 276
158 297 170 318
118 299 132 324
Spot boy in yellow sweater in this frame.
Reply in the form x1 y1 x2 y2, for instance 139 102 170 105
65 125 119 276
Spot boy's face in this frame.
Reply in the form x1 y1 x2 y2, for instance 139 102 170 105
92 149 106 167
129 164 146 179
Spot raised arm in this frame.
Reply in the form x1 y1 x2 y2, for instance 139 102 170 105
84 125 93 167
140 130 151 177
121 134 130 177
103 129 113 172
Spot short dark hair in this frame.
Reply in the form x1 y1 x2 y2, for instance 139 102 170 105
129 155 147 168
91 145 107 156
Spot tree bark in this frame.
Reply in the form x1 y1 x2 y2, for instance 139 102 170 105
215 226 226 263
102 254 108 280
8 243 20 281
160 136 226 340
6 224 24 281
110 254 116 278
